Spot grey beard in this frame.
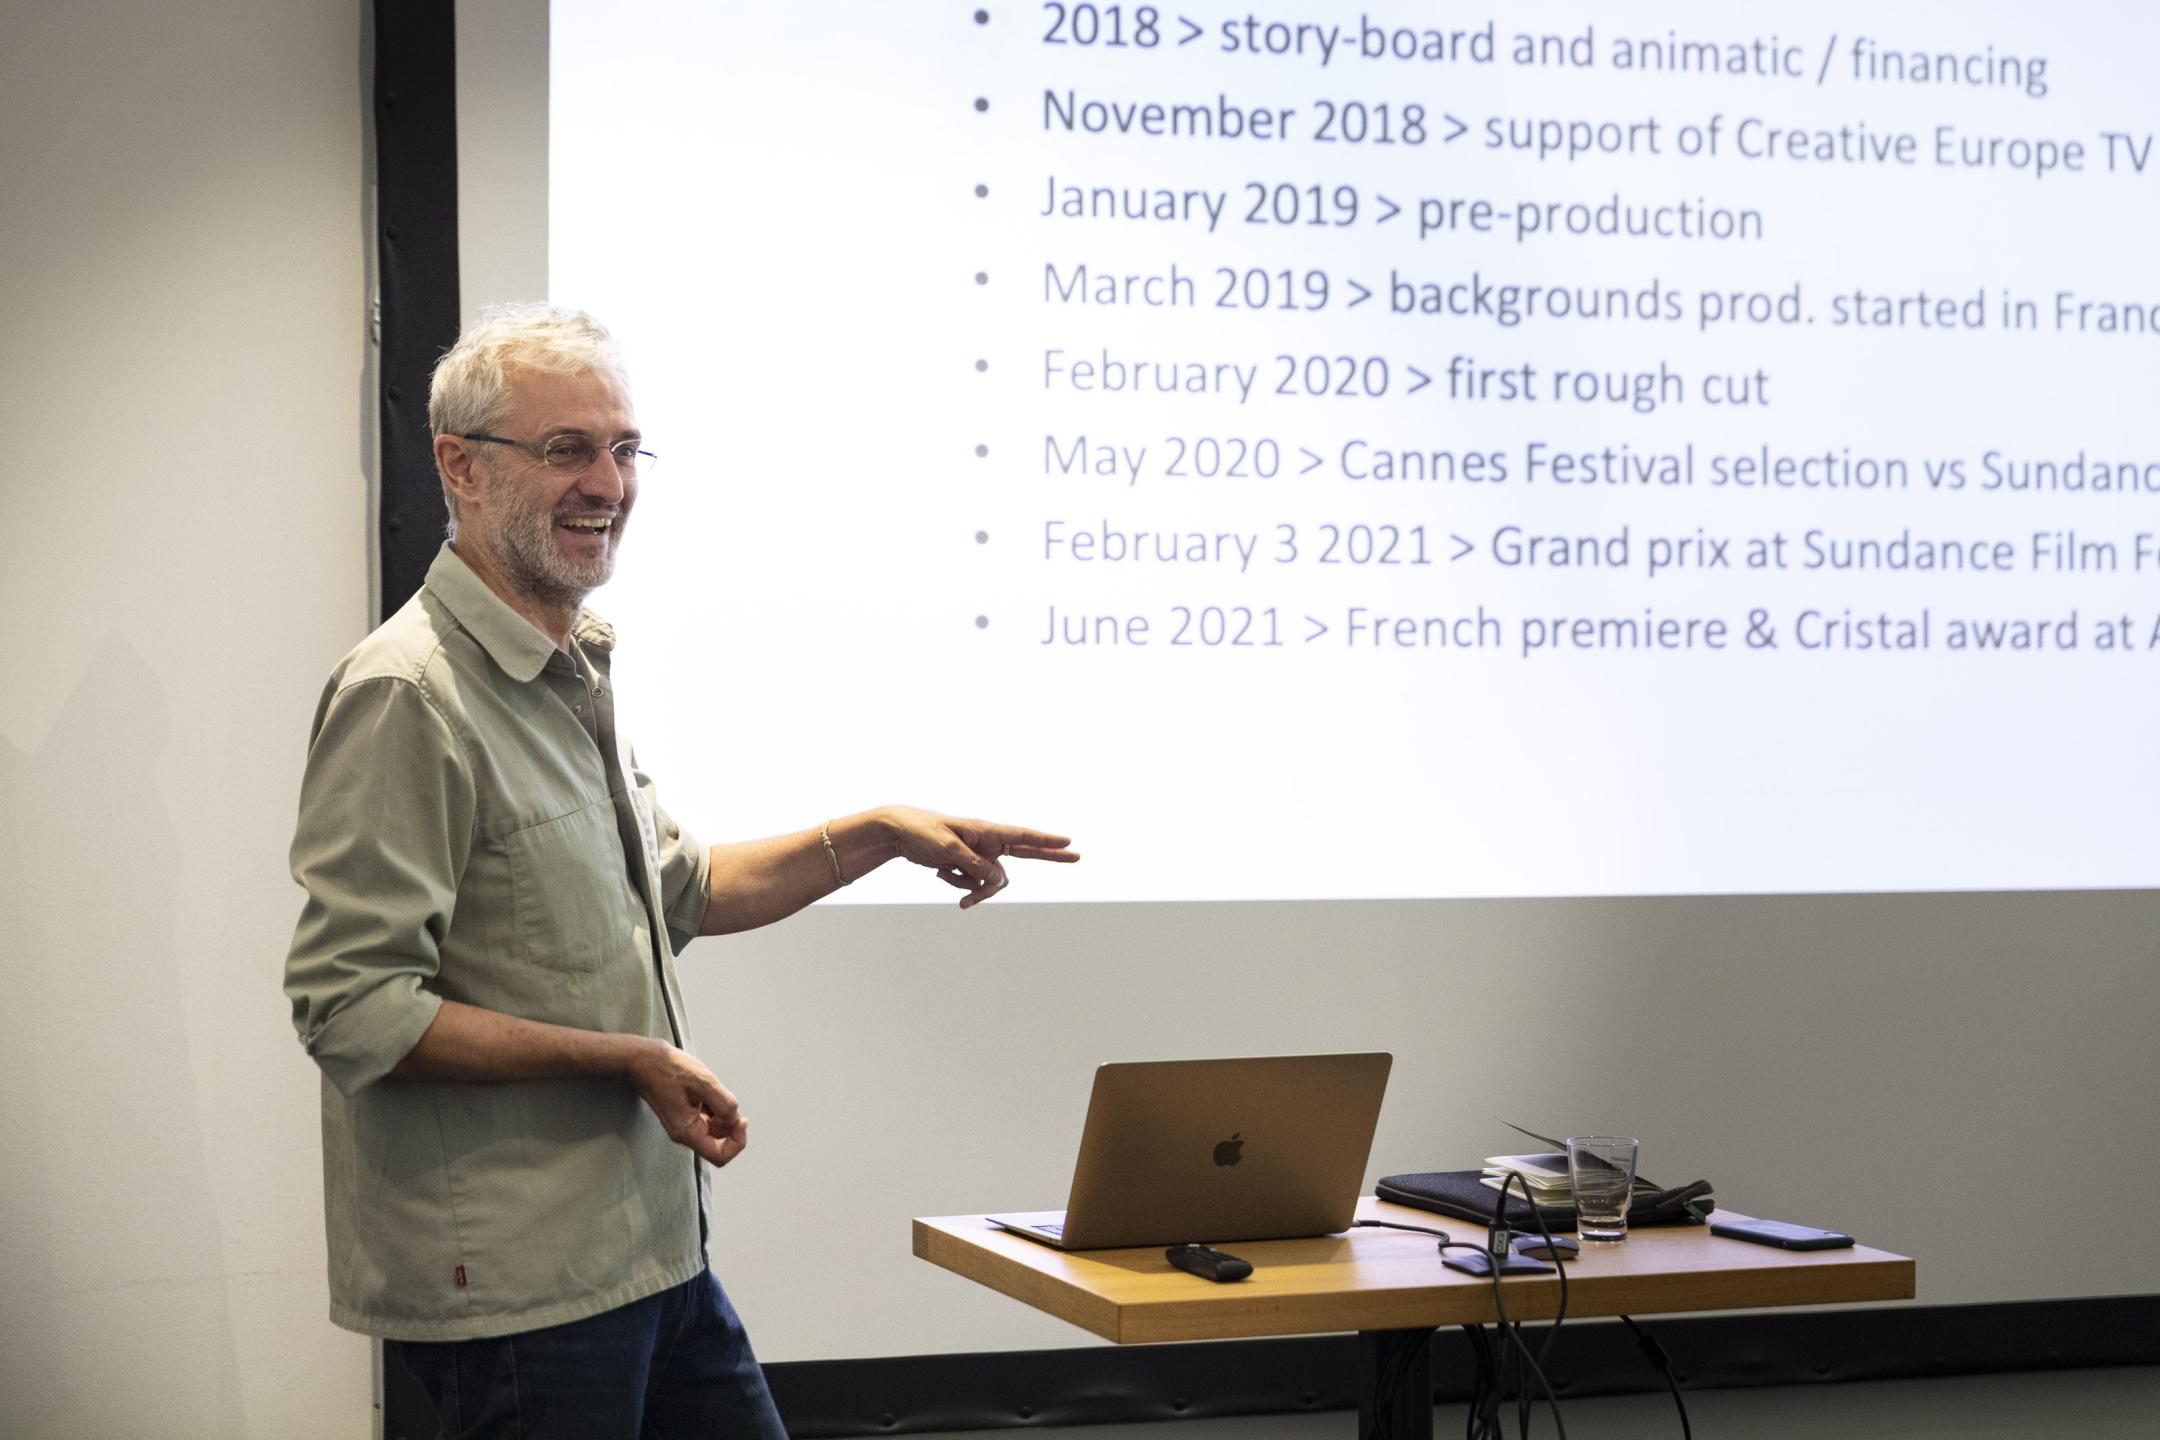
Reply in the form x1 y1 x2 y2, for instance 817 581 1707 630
496 502 615 611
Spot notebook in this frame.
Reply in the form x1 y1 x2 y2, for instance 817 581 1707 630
987 1052 1392 1250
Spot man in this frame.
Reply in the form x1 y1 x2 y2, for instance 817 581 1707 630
285 304 1076 1437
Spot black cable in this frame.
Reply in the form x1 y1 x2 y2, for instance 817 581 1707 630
1399 1236 1510 1440
1444 1213 1513 1440
1466 1179 1691 1440
1373 1243 1494 1440
1518 1184 1570 1389
1620 1315 1693 1440
1363 1329 1404 1440
1462 1323 1502 1440
1351 1218 1478 1440
1462 1325 1486 1440
1485 1173 1567 1440
1513 1341 1529 1440
1354 1218 1457 1243
1355 1220 1446 1440
1362 1319 1442 1440
1363 1323 1419 1437
1504 1171 1576 1436
1357 1189 1577 1437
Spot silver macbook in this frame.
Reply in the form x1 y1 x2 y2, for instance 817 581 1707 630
987 1052 1392 1251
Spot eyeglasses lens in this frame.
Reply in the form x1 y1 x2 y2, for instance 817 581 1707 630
538 438 655 476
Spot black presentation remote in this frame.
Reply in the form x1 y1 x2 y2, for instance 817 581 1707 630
1165 1244 1253 1282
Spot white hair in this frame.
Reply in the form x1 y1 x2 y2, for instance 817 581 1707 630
427 304 630 533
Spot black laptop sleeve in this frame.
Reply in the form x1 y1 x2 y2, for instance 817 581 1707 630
1376 1170 1715 1230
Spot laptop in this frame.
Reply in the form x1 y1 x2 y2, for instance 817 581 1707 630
987 1052 1392 1250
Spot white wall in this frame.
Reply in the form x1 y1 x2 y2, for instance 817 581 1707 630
1 1 2154 1437
0 1 373 1435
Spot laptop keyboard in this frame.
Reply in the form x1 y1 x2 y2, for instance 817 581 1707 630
1033 1222 1064 1236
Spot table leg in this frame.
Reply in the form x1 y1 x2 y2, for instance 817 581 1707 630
1356 1326 1435 1440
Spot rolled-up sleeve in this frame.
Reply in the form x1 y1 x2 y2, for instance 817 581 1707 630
634 757 710 954
286 675 472 1095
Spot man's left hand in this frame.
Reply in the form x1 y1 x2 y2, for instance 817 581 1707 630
878 805 1079 909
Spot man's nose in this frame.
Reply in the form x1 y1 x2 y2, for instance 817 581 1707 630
579 453 629 503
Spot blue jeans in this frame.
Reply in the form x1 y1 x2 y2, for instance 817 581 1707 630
386 1269 786 1439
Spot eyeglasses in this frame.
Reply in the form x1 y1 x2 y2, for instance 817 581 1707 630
461 432 658 477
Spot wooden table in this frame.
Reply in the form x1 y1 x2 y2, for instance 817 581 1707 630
915 1195 1915 1437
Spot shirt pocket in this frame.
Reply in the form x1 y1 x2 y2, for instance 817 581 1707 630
504 801 640 972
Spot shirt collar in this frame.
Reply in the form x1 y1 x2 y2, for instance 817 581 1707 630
425 543 615 682
573 610 617 653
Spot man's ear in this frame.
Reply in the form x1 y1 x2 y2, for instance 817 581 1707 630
435 434 486 508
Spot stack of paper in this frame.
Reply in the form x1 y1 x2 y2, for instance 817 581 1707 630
1479 1153 1576 1203
1480 1152 1660 1204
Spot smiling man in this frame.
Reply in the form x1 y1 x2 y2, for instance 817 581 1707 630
284 305 1076 1438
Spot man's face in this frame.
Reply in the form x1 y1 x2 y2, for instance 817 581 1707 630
464 366 640 608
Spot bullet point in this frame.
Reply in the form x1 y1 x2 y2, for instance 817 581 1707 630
974 97 989 112
974 9 989 23
974 183 989 198
975 615 990 629
974 359 988 372
975 530 989 544
974 443 988 457
975 272 989 285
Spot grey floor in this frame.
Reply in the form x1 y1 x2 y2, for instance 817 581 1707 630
906 1367 2160 1440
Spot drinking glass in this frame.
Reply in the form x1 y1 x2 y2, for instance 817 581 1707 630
1567 1136 1639 1243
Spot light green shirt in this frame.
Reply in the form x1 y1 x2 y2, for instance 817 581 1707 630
285 544 713 1340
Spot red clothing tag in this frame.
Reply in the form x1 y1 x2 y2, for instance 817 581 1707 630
454 1265 468 1288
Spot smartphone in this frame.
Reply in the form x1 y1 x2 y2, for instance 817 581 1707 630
1710 1218 1854 1250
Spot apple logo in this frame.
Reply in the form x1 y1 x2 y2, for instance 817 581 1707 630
1213 1133 1244 1167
